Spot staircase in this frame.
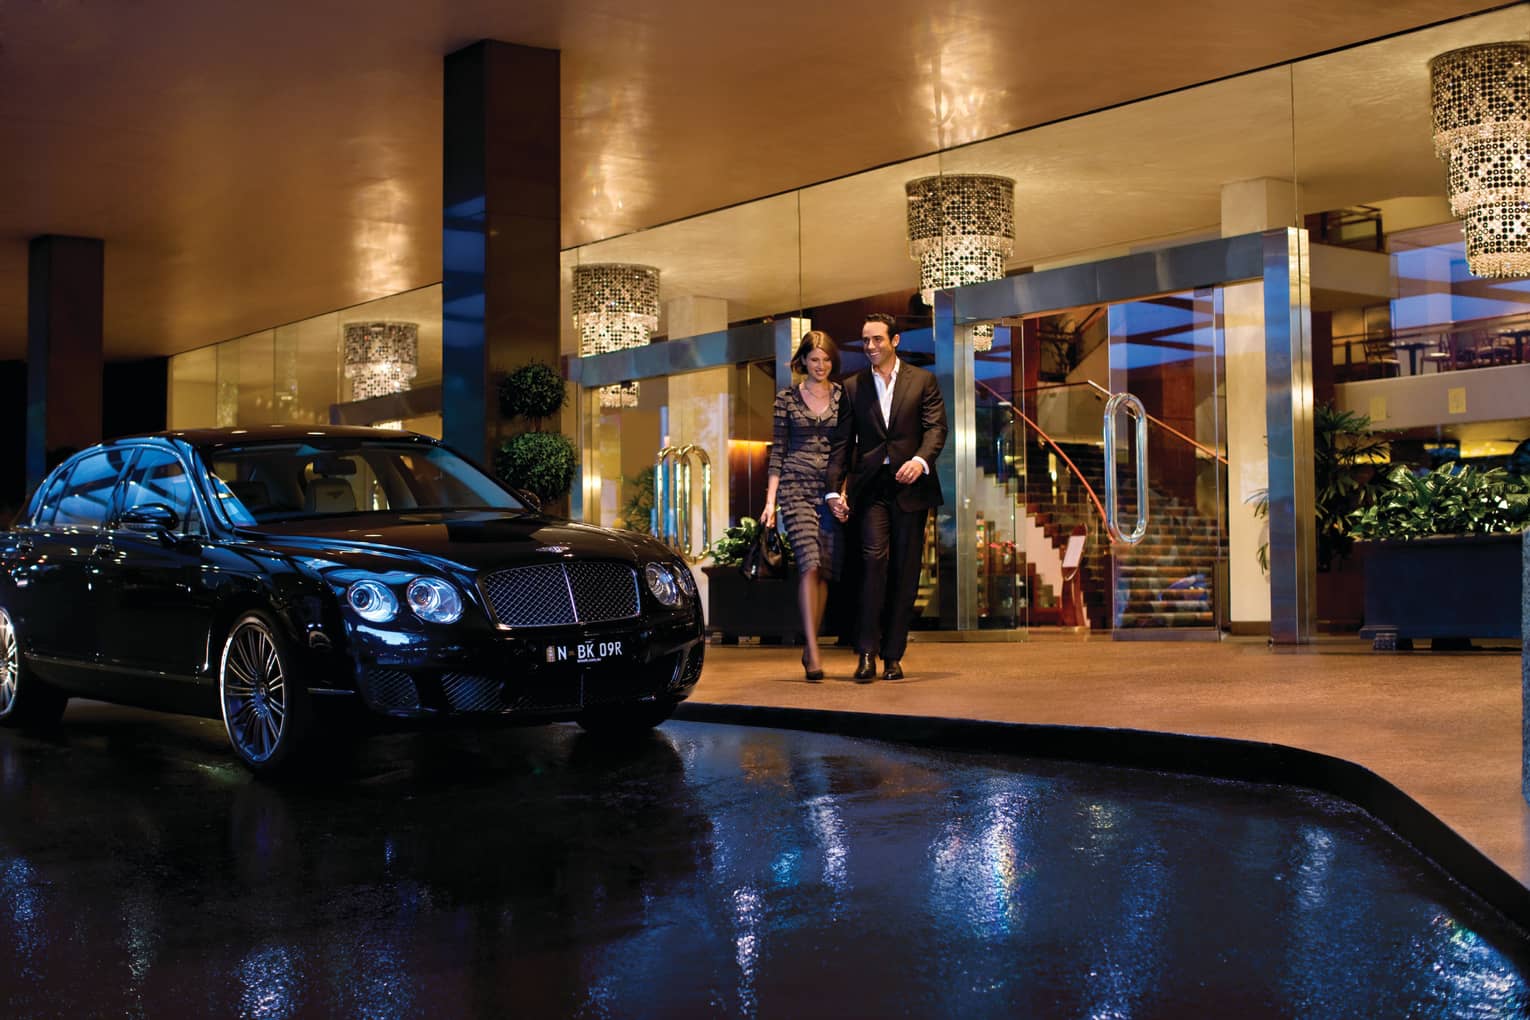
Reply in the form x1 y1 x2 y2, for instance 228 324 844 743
1109 490 1221 628
1019 441 1223 631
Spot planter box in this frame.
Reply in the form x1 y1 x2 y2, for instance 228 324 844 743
1358 532 1524 650
702 565 803 643
1316 544 1367 634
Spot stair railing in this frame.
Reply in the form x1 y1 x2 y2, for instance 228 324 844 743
979 379 1111 536
1080 380 1227 466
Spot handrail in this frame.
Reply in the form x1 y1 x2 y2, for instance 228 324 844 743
975 378 1111 537
1079 380 1227 466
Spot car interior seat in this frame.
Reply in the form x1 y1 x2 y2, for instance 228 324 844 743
304 477 357 514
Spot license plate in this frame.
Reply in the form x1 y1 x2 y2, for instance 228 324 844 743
545 639 624 665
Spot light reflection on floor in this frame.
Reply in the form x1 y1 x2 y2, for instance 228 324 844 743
0 710 1527 1018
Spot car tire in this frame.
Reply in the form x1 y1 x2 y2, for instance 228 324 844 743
0 606 69 728
219 611 311 776
576 698 678 735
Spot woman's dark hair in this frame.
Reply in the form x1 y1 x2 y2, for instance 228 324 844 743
790 330 841 376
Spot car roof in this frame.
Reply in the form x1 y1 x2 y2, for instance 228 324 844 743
115 424 438 448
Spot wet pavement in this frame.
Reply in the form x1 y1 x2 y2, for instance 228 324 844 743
3 703 1530 1018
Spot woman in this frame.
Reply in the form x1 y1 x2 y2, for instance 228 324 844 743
761 331 844 682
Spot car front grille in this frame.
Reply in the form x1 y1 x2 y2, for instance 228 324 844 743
363 668 421 711
479 561 640 628
441 673 502 713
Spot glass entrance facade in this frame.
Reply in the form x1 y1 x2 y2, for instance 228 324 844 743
156 5 1528 643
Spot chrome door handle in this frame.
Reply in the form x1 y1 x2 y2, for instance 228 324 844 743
1102 392 1149 545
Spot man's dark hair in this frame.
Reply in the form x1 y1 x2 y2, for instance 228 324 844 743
864 312 898 335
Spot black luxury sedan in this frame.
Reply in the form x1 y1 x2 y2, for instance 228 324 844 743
0 426 704 773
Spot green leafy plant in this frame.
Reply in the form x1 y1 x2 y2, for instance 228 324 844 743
498 362 568 427
1311 405 1392 568
709 517 761 566
1350 463 1530 541
1249 402 1391 572
709 517 794 567
494 431 577 505
616 466 656 534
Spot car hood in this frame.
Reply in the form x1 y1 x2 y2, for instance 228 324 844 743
235 509 663 573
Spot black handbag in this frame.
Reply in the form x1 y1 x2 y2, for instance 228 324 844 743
739 520 787 581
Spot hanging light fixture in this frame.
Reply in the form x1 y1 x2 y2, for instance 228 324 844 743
906 174 1015 351
343 321 419 400
343 321 418 428
1430 42 1530 278
573 263 660 408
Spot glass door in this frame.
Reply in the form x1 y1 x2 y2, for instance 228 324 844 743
959 292 1228 640
943 230 1309 643
1103 290 1227 638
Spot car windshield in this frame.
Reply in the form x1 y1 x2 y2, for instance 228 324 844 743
197 440 525 524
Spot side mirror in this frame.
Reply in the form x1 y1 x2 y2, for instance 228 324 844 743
120 502 180 536
510 487 542 513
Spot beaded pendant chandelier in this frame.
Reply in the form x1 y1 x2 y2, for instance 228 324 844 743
906 174 1015 351
343 321 419 400
1429 42 1530 278
573 263 660 408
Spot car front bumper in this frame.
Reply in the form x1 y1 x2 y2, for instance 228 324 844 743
343 612 704 720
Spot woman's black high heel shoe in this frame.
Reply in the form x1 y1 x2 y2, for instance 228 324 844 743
802 651 824 683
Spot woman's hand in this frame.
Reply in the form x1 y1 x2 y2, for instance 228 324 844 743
760 503 776 529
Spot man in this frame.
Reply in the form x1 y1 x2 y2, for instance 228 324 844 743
826 313 948 682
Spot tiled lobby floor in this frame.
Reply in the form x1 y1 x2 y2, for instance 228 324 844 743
689 633 1530 887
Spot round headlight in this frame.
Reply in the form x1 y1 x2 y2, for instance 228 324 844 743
644 562 680 607
406 577 464 624
347 579 398 623
672 562 696 598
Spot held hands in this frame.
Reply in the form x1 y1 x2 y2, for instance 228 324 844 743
827 495 849 522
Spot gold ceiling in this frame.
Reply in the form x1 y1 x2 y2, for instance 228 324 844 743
0 0 1515 361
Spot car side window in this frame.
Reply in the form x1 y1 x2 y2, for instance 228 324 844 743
119 449 203 535
30 472 70 527
52 449 132 529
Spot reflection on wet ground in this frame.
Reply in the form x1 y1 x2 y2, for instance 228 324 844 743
2 704 1529 1018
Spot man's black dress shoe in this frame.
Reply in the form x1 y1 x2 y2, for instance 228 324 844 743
853 652 877 682
882 660 904 681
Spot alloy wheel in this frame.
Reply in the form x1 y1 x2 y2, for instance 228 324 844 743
0 609 17 717
221 621 288 763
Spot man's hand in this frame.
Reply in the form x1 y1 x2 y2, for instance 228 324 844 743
894 460 923 485
828 494 849 522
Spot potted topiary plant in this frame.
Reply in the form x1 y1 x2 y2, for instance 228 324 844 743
1351 462 1529 650
495 431 577 510
700 517 804 643
494 362 576 513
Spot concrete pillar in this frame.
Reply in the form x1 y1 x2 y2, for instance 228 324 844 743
441 41 560 470
26 235 103 489
1220 179 1299 631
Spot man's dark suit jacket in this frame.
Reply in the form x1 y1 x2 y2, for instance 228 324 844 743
826 359 949 512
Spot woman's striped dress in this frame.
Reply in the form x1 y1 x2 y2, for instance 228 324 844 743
768 383 844 578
